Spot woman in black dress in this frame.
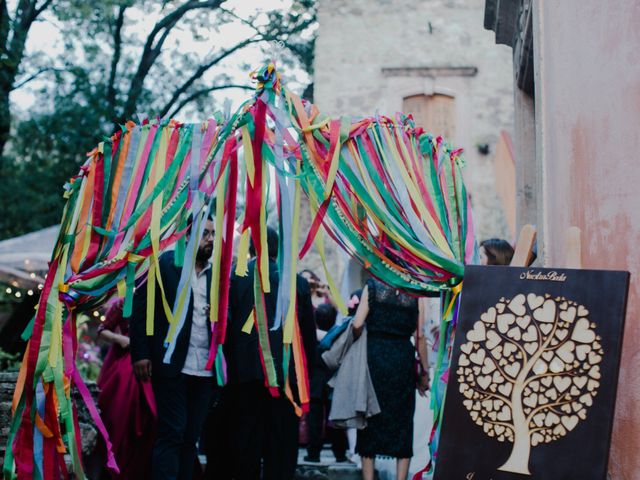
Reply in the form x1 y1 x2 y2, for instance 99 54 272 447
352 278 430 480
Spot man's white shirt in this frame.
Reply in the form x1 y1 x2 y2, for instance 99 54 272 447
181 263 213 377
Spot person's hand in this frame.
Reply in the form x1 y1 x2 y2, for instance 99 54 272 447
315 284 330 298
133 359 152 381
418 371 431 397
118 336 130 350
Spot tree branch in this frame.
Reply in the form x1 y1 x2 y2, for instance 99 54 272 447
0 1 11 54
167 84 253 118
3 0 52 79
530 314 544 346
12 66 61 89
122 0 224 120
496 329 528 361
159 37 259 117
107 3 128 120
524 367 587 388
468 386 510 405
485 420 515 431
526 397 573 423
1 0 39 90
219 7 262 34
517 309 563 385
544 329 575 352
0 0 52 159
549 407 564 416
15 0 36 27
530 426 551 434
487 353 511 382
33 0 53 18
538 309 563 352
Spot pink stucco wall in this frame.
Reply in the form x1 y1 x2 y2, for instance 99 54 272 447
534 2 640 478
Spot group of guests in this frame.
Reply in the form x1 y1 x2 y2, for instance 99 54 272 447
95 215 515 480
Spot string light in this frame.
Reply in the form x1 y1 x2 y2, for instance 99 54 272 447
29 273 36 279
5 287 11 294
15 292 21 298
100 315 106 322
38 284 44 290
92 311 100 317
27 290 34 296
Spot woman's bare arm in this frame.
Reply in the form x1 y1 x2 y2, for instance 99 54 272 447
351 285 370 333
416 297 431 395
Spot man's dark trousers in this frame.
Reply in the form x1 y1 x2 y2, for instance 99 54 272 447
307 397 348 461
152 373 214 480
213 381 299 480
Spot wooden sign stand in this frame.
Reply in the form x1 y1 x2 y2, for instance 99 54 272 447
434 223 627 480
510 224 537 268
510 224 582 269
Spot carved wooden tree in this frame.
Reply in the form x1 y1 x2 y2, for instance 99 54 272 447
456 293 604 475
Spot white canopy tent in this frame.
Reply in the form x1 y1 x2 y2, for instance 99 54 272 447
0 225 58 290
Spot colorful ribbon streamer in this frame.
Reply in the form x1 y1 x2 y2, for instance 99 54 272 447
4 63 476 479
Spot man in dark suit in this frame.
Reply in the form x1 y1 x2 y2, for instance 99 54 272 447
205 227 316 480
130 216 216 480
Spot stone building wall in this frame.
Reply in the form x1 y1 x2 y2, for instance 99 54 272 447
529 3 640 477
306 0 515 286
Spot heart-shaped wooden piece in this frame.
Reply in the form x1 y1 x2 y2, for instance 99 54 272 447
477 374 492 390
534 299 557 323
481 307 497 324
498 382 512 397
470 349 486 365
561 415 579 431
497 313 516 334
554 376 571 392
571 318 596 344
527 293 544 310
467 321 486 342
508 294 527 316
505 362 521 378
486 330 501 350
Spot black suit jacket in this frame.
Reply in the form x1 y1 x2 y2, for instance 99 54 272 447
224 259 316 393
130 250 212 379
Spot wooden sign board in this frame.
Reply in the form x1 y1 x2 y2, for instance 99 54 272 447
434 266 629 480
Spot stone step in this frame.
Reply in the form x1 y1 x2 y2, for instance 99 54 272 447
295 464 363 480
295 449 364 480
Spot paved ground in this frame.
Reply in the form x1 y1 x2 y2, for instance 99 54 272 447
296 448 361 480
295 391 434 480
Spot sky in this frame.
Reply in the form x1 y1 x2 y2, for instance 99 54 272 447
9 0 310 122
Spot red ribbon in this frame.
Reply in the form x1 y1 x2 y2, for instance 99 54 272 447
14 258 59 478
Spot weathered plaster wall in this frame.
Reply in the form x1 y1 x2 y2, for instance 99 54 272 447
314 0 514 247
533 2 640 478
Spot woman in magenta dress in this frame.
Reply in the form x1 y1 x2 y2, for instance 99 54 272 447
97 298 156 479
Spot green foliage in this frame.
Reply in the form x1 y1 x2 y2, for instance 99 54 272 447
0 0 317 240
0 68 108 237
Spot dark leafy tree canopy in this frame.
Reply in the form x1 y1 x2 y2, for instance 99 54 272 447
0 0 316 239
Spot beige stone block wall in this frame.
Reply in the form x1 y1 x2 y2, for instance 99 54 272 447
304 0 515 287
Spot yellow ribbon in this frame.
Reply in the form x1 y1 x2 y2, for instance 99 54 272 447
242 126 255 187
210 172 227 324
235 229 250 277
283 160 302 344
259 168 270 292
127 253 145 264
242 310 255 334
443 282 463 320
